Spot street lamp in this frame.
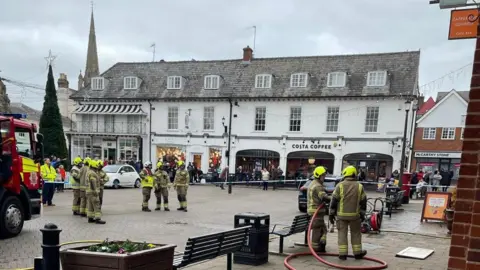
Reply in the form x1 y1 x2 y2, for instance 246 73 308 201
223 99 234 194
399 100 411 188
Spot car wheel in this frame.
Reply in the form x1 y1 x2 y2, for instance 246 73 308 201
113 180 120 189
134 179 141 188
0 196 25 239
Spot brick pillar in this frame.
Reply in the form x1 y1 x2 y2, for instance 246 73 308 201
448 10 480 270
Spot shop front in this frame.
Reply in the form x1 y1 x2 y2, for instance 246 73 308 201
156 145 186 165
286 151 335 179
342 153 393 182
235 149 280 174
70 136 142 163
414 151 461 179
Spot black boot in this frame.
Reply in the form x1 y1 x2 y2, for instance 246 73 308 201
177 207 184 211
155 207 161 211
183 208 188 212
95 219 106 224
142 207 151 212
80 213 87 217
73 211 79 216
88 218 95 223
354 250 367 260
164 208 170 211
318 243 326 253
338 255 347 260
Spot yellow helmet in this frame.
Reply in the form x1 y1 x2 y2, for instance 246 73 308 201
84 157 91 166
177 160 185 167
97 160 104 168
313 166 327 178
342 166 357 178
90 159 100 169
157 161 163 168
73 157 83 165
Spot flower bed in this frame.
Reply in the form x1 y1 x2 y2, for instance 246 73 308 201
60 239 176 270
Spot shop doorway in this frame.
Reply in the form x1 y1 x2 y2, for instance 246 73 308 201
235 149 280 174
102 141 117 163
342 153 393 182
192 154 202 169
286 151 335 179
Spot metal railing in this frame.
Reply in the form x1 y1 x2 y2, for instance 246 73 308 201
71 121 147 134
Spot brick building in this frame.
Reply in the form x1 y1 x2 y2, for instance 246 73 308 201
411 89 468 180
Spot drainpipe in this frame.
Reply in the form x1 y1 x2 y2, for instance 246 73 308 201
148 100 153 162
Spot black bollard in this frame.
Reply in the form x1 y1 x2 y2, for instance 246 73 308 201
40 223 62 270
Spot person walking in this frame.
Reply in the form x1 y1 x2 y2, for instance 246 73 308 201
307 166 331 252
262 168 270 190
174 161 189 212
41 158 57 206
85 160 106 224
329 165 367 260
78 157 91 217
154 162 170 211
70 157 83 215
58 164 66 192
139 161 154 212
219 166 228 190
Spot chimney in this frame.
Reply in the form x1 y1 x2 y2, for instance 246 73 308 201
242 46 253 63
416 95 425 111
58 73 69 89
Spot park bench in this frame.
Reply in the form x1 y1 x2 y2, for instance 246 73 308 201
385 188 405 218
173 225 251 270
270 214 311 253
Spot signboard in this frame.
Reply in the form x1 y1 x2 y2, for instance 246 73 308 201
414 152 462 158
291 142 332 150
449 8 478 40
421 192 451 222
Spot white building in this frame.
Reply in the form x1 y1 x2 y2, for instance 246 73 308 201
71 46 420 179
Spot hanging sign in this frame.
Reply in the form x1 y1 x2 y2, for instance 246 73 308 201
448 8 478 40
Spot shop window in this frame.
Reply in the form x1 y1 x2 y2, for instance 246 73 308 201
127 115 142 133
364 107 379 132
168 107 179 130
254 107 266 131
289 107 302 132
119 138 139 162
156 146 185 165
72 137 92 159
326 106 339 132
209 148 222 170
422 128 436 140
441 127 455 140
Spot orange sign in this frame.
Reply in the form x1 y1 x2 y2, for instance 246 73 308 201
449 9 479 40
421 192 451 222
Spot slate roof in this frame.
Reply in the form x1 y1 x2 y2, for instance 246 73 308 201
70 51 420 101
10 102 72 127
437 90 469 102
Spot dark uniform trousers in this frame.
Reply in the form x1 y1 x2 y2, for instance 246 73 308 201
311 214 327 249
337 218 362 256
155 188 169 208
142 187 152 208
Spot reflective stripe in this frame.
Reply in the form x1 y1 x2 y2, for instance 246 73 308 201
338 182 363 217
356 184 363 214
352 244 362 252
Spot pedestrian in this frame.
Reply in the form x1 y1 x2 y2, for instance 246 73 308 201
219 166 228 190
78 157 91 217
154 161 170 211
432 170 442 192
329 165 367 260
440 169 450 192
139 161 154 212
410 171 418 199
262 168 269 190
174 161 189 212
97 160 109 209
70 157 83 215
86 160 106 224
307 166 331 252
58 164 66 192
41 158 57 206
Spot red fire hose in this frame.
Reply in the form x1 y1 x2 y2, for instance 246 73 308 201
283 204 388 270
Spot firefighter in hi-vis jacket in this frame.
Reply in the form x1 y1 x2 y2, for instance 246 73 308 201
307 166 331 252
139 161 154 212
154 161 170 211
70 157 83 215
173 161 189 212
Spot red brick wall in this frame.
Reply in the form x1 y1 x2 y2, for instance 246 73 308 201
447 27 480 269
414 127 463 151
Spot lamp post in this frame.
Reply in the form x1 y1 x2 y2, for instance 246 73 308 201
222 98 233 194
399 100 411 188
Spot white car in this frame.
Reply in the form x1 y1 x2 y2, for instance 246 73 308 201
103 164 141 189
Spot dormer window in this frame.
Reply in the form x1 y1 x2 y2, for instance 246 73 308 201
290 73 308 88
124 76 138 90
91 77 104 90
327 72 346 87
204 75 220 89
167 76 182 89
255 74 272 88
367 71 387 87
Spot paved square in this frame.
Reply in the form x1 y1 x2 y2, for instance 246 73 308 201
0 186 450 269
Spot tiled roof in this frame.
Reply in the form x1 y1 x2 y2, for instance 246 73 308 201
10 102 72 127
417 97 435 115
437 90 469 102
71 51 420 100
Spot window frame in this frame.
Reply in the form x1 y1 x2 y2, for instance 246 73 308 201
422 128 436 140
203 106 215 131
167 107 179 130
204 75 220 90
441 127 456 140
255 74 272 89
91 77 105 90
123 76 138 90
289 107 302 132
254 107 266 131
290 73 308 88
327 72 347 88
14 126 33 158
167 76 183 90
364 106 380 133
366 71 387 87
326 106 340 132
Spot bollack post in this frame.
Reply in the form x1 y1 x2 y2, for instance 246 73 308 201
41 223 62 270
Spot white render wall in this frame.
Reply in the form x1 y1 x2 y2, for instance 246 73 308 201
149 98 412 175
417 94 467 128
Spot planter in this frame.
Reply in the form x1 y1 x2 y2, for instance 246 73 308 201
60 242 176 270
444 208 455 234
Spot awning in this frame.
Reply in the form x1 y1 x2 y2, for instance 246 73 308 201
74 104 145 114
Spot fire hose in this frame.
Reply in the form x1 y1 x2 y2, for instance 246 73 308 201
283 204 388 270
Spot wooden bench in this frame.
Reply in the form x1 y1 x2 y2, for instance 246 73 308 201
270 214 311 253
173 226 251 270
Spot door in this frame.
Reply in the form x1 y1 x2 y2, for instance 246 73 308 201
193 154 202 169
118 166 131 185
439 159 450 172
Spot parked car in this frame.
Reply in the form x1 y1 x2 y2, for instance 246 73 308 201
298 175 342 212
103 164 141 189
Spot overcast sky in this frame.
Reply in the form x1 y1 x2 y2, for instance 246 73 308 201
0 0 476 110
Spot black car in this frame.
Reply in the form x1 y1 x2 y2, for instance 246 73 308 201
298 176 342 212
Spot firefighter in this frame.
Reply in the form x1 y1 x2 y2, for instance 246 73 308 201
173 160 189 212
307 166 331 253
40 158 57 206
154 161 170 211
97 160 109 209
139 161 154 212
85 159 106 224
78 157 91 217
70 157 83 215
329 165 367 260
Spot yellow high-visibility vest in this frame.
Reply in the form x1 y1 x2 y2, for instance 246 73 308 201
41 164 57 183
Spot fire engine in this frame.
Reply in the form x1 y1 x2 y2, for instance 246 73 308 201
0 113 43 238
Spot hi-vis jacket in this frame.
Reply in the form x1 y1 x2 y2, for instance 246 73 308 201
174 169 189 187
139 168 154 188
70 165 81 189
79 165 90 190
307 180 330 216
97 169 109 190
41 164 56 183
154 170 170 189
329 177 367 221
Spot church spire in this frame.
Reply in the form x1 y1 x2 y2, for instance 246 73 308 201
84 8 99 86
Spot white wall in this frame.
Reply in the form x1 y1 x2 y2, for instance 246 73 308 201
417 93 467 128
57 87 77 120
